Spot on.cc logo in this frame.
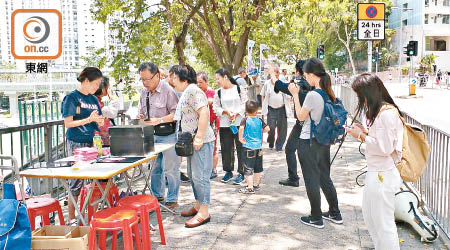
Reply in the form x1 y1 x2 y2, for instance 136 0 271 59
23 16 50 44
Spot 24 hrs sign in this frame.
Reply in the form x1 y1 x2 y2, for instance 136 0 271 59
357 3 385 41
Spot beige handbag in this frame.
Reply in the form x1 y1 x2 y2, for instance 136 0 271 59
377 105 431 182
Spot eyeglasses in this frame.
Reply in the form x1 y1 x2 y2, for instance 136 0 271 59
141 72 159 83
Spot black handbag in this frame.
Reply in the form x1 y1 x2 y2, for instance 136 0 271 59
175 131 194 157
146 92 176 136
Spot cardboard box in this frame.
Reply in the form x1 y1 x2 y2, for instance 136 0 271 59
31 226 89 250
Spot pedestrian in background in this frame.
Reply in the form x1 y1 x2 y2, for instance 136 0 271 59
261 65 292 151
346 73 403 250
94 76 119 146
271 60 312 187
213 68 248 185
197 71 220 179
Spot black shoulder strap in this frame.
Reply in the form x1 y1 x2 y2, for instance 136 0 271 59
146 91 150 119
218 85 241 107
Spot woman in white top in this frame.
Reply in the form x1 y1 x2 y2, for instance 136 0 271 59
213 68 248 184
346 73 403 250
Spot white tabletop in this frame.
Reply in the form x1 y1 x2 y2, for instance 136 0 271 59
20 143 174 180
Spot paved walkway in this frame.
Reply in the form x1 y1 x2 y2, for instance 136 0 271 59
53 123 448 249
130 129 448 250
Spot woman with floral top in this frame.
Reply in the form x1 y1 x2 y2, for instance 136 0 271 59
173 64 215 228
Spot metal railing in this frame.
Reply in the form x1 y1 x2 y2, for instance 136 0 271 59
333 84 450 240
0 120 66 197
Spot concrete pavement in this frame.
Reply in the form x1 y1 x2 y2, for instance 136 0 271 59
133 133 448 249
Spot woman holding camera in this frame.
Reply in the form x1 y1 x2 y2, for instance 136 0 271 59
288 58 341 229
346 73 403 250
173 65 215 228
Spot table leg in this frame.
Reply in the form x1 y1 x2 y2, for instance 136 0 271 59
60 179 89 226
142 158 177 215
92 179 113 209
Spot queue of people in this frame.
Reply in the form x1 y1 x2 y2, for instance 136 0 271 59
63 58 404 250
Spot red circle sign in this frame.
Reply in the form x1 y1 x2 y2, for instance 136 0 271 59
366 6 378 18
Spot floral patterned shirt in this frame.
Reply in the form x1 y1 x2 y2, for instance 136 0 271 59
178 84 215 143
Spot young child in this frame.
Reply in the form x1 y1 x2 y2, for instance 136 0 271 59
238 101 270 194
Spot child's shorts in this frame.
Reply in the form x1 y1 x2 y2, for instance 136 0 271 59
242 148 263 176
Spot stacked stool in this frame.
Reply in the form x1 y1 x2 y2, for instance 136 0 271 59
118 195 166 249
79 182 120 225
88 207 142 250
26 196 65 230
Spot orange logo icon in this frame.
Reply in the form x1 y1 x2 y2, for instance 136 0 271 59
11 9 62 59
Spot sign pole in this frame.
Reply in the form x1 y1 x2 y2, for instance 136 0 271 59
357 3 385 74
368 41 373 73
375 46 379 74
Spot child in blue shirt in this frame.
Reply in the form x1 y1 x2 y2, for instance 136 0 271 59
238 101 270 194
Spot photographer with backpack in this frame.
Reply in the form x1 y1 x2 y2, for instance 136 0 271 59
346 73 403 250
287 58 342 229
271 60 312 187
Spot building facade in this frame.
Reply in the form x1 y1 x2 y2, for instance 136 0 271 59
389 0 450 71
0 0 122 69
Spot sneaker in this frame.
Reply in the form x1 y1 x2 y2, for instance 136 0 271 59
253 185 261 191
238 186 255 194
180 172 190 183
210 169 218 179
279 179 299 187
156 197 165 202
233 174 245 185
300 216 324 229
322 212 343 224
269 143 274 150
221 172 233 183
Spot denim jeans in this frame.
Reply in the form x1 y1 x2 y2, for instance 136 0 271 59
267 106 287 151
297 138 340 220
187 141 214 205
285 122 302 181
151 133 180 202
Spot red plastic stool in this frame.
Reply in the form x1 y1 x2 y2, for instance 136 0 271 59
89 207 142 250
79 182 120 225
118 195 166 249
26 197 65 231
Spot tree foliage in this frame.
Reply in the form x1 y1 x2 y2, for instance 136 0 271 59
91 0 395 94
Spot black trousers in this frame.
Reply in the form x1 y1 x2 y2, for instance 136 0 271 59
297 138 340 220
219 127 244 175
285 122 302 181
267 106 287 151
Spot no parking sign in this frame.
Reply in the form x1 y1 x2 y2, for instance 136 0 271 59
357 3 385 40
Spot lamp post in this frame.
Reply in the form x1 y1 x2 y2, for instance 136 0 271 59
392 6 413 84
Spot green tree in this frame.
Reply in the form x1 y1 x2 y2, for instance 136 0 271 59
80 46 107 69
420 54 437 73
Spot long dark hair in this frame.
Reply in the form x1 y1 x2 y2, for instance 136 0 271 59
351 73 401 126
303 58 336 102
172 64 197 84
215 68 239 86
